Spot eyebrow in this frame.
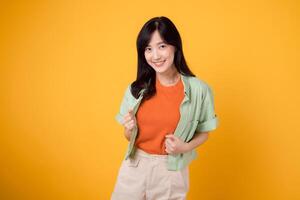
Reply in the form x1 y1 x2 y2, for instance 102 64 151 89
146 41 166 47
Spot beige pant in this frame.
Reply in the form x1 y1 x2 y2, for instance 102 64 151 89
111 148 190 200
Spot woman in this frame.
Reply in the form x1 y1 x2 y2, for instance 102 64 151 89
111 16 219 200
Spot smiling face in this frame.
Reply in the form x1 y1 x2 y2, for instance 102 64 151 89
144 30 177 76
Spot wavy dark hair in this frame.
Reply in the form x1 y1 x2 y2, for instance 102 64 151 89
131 16 196 100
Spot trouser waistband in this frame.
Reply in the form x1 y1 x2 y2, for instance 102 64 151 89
134 148 168 160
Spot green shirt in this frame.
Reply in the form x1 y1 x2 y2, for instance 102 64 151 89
115 74 219 171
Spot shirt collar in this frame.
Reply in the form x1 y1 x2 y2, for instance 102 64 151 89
139 73 191 100
180 74 191 100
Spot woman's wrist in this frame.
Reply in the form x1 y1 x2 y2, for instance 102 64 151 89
185 132 209 152
183 142 193 153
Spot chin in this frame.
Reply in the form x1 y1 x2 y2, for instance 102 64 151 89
156 69 171 75
153 66 167 72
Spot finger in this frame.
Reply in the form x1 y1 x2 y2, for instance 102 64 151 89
124 118 134 125
165 141 169 149
123 118 130 126
125 116 135 125
165 141 174 150
129 120 136 128
165 147 170 154
165 144 171 153
166 146 174 153
165 134 176 141
124 112 134 120
125 120 135 129
123 116 130 124
127 118 135 124
124 123 130 130
126 123 135 131
125 107 134 116
166 137 175 144
165 139 174 148
128 108 134 115
124 115 135 124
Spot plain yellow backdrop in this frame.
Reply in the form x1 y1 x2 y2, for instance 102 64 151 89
0 0 299 199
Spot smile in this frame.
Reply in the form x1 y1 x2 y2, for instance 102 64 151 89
153 60 166 67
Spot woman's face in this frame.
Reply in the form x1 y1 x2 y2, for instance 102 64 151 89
144 30 176 75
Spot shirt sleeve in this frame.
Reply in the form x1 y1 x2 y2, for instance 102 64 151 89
115 85 131 125
195 84 219 133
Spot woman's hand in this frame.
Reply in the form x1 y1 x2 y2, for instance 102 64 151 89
165 134 190 155
122 108 137 141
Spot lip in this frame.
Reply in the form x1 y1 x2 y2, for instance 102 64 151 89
153 60 166 67
153 60 165 63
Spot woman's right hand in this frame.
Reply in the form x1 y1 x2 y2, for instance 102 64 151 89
122 108 137 141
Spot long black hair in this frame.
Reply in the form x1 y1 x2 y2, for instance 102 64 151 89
131 16 196 100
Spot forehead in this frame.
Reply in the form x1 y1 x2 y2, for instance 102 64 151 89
147 30 165 46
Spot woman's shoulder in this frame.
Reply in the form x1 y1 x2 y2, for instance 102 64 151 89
123 83 142 99
124 83 134 98
185 75 212 91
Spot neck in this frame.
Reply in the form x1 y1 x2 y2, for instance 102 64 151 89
156 65 180 86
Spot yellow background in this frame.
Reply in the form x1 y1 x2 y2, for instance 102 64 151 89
0 0 299 199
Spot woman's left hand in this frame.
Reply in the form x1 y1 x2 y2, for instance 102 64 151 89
165 134 190 155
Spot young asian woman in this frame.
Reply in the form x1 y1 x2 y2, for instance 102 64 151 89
111 16 219 200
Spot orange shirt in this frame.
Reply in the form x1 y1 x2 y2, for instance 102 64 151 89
135 76 184 154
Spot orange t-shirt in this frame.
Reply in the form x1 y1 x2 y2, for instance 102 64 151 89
135 76 184 154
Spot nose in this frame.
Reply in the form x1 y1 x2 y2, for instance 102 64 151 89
152 49 161 60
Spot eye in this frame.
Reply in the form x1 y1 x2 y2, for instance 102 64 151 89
145 47 151 52
159 44 166 49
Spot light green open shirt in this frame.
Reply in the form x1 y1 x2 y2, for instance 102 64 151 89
115 74 219 171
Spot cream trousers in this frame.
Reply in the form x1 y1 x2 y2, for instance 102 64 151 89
111 148 190 200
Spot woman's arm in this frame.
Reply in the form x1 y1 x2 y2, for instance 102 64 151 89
185 132 209 151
